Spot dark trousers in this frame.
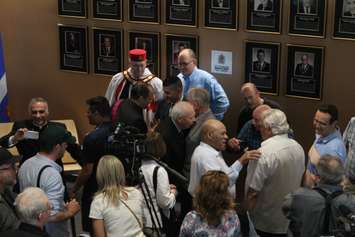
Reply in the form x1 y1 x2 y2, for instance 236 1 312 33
256 229 287 237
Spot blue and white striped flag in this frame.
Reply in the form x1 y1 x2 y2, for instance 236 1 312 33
0 34 10 122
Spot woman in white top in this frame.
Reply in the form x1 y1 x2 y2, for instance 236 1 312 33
89 155 145 237
140 132 177 236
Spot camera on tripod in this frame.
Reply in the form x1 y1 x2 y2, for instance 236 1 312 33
106 122 148 185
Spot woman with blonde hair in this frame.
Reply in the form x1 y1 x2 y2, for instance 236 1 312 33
89 155 145 237
180 170 241 237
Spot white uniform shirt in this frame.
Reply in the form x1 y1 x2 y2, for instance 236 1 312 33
105 67 163 106
246 134 305 234
188 142 243 197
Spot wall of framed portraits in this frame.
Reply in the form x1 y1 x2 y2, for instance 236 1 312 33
0 0 354 149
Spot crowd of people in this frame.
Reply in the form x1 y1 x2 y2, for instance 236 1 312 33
0 48 354 237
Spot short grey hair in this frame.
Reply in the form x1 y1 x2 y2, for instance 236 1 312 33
28 97 49 114
262 109 289 135
171 101 193 122
187 88 210 108
15 187 49 226
317 155 345 185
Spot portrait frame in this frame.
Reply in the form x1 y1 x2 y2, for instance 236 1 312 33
333 0 355 40
58 24 88 73
93 28 123 76
288 0 327 38
204 0 238 30
93 0 122 21
165 34 199 77
165 0 198 27
246 0 282 34
244 41 280 95
128 31 160 77
286 44 324 100
58 0 87 18
128 0 160 24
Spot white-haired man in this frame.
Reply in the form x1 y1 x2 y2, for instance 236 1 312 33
245 109 305 237
2 187 51 237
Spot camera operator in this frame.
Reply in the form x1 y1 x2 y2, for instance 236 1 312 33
139 132 178 237
116 82 155 134
282 155 355 237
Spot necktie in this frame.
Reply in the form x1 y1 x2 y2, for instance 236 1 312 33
183 76 190 96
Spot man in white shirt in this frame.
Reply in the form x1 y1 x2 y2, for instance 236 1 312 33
188 119 261 196
245 109 305 237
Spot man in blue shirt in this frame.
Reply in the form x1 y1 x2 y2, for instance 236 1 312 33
177 48 230 120
18 125 80 237
305 104 346 187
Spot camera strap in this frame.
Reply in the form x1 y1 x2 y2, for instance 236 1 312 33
313 187 344 235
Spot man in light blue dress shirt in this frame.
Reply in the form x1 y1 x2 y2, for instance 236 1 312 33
177 48 230 120
305 104 346 186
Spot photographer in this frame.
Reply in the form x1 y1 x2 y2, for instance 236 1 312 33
139 132 178 236
282 155 355 237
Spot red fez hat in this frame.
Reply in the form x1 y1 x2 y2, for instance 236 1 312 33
129 49 146 61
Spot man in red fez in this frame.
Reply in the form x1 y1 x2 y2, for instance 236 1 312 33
105 49 163 124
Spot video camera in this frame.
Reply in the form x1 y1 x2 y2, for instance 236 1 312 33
105 122 188 187
105 123 147 185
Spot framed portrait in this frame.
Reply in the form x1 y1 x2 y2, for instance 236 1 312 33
93 28 122 75
288 0 327 37
286 45 324 99
204 0 238 30
333 0 355 40
165 0 197 27
58 25 88 73
166 34 198 77
246 0 282 33
129 0 159 23
93 0 122 20
245 41 280 95
129 31 160 76
58 0 87 18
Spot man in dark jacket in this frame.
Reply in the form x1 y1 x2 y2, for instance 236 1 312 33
1 187 51 237
0 97 81 167
0 148 19 232
283 155 355 237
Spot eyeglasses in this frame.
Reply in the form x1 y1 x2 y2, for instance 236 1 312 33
178 61 192 67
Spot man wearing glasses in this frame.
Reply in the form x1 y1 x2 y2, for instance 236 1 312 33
0 147 19 232
304 104 347 187
177 48 230 120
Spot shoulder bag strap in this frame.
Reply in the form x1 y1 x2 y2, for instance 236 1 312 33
153 165 160 194
314 187 344 235
36 165 52 188
120 198 143 230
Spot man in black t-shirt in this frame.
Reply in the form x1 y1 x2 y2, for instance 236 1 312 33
69 96 113 233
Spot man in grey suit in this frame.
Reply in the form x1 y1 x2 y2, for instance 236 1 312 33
184 88 215 179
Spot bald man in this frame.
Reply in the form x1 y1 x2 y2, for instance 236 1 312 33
177 48 230 120
188 119 261 197
237 83 280 134
233 105 272 151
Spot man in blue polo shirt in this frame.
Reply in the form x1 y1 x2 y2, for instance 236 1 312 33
177 48 230 120
304 104 346 187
